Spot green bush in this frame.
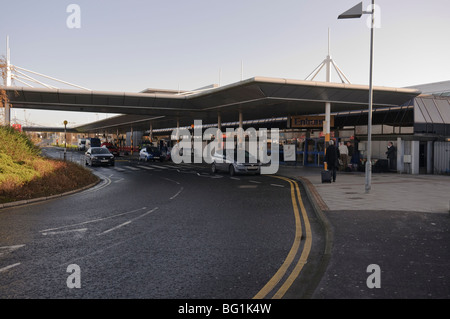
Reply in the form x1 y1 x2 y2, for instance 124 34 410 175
0 126 98 203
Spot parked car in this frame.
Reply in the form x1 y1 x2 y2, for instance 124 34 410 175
211 149 261 176
85 147 115 166
139 146 163 162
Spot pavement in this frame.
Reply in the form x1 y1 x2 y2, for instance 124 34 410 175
276 164 450 299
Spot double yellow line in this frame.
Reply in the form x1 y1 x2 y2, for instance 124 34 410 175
253 176 312 299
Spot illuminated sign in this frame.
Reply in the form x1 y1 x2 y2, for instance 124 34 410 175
291 115 334 128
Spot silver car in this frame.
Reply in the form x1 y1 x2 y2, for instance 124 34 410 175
211 149 261 176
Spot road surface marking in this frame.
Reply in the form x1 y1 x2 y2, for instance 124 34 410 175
98 207 159 235
253 176 312 300
0 244 25 251
0 245 25 257
0 263 21 273
84 173 111 193
253 176 301 299
170 187 184 200
123 165 140 171
163 178 180 185
40 207 147 233
249 180 261 184
270 183 285 188
149 164 168 169
41 228 88 236
272 178 312 299
139 165 155 170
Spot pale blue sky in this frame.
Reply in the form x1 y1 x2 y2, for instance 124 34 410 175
1 0 449 126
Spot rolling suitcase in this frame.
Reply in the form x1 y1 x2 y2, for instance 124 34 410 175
321 170 332 183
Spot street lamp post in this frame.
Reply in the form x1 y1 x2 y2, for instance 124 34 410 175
338 1 375 193
64 120 68 161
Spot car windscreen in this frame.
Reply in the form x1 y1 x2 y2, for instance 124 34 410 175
149 147 159 153
92 148 111 155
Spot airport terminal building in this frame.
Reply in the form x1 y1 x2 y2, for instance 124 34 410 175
9 78 450 175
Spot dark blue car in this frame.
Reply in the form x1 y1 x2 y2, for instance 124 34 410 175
139 146 163 162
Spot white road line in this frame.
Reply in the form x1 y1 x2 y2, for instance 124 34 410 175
149 164 168 169
123 165 140 171
0 245 25 257
98 221 132 235
270 183 285 188
41 228 88 236
113 167 125 172
249 180 262 184
98 207 159 236
0 244 25 250
0 263 21 273
83 173 111 193
163 178 180 185
230 177 240 180
170 187 184 200
40 207 147 233
139 166 155 170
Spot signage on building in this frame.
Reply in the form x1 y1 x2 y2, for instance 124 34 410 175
283 144 296 161
291 115 334 128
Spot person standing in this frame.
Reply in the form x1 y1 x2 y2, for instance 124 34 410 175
324 140 339 182
346 141 354 165
338 141 349 171
386 142 397 171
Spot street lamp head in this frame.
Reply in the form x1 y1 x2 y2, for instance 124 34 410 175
338 2 363 19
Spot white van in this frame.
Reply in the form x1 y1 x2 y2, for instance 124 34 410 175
78 138 86 151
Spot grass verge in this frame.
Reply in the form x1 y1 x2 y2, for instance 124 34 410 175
0 126 99 204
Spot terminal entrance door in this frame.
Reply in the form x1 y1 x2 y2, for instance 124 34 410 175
304 138 325 167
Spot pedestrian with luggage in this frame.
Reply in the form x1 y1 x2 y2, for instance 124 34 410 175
324 139 339 182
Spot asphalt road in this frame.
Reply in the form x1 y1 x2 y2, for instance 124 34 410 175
0 149 324 299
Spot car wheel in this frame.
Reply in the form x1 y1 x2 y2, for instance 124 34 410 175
229 165 235 176
211 162 217 174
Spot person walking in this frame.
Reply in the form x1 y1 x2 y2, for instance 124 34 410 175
338 141 349 171
386 141 397 171
324 140 339 182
